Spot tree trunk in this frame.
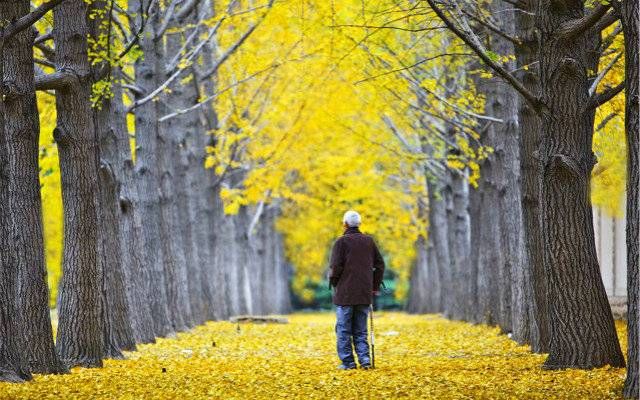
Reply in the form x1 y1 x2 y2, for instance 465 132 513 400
620 0 640 396
129 0 174 337
467 177 482 323
113 69 156 345
1 0 62 374
53 0 104 368
407 234 429 314
537 1 625 369
158 11 199 331
515 0 549 353
445 169 469 320
483 2 527 343
89 1 137 358
473 154 502 326
427 178 450 316
0 29 32 384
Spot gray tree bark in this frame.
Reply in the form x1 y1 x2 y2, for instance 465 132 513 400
428 178 450 316
620 0 640 396
537 1 625 369
158 6 199 330
0 23 31 383
1 0 62 374
129 0 174 337
515 0 549 353
52 0 104 368
445 166 471 321
113 70 156 345
88 1 137 358
406 234 429 314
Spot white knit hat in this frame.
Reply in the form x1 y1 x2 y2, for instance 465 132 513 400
343 210 361 227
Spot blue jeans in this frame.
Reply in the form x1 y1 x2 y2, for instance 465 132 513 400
335 305 370 367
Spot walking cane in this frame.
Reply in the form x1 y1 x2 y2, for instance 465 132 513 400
369 303 375 369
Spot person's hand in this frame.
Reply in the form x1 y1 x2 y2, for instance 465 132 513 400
373 290 380 296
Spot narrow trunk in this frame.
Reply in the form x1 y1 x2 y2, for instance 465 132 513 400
484 1 527 343
537 1 624 368
129 0 174 337
428 179 450 316
196 0 228 320
407 234 429 313
515 0 549 353
451 170 471 321
467 179 482 323
621 0 640 396
2 0 62 374
158 12 198 330
89 1 136 357
475 167 502 326
113 70 156 345
53 0 104 368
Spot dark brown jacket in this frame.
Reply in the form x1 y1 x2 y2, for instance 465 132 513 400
329 227 385 305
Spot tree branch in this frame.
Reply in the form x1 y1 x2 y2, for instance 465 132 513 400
3 0 64 40
425 0 545 113
589 51 623 96
557 3 610 40
588 81 625 109
35 71 78 91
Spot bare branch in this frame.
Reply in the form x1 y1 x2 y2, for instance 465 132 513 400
425 0 545 113
158 64 278 122
589 51 623 96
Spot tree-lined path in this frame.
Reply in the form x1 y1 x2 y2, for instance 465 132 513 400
1 0 639 398
0 313 629 399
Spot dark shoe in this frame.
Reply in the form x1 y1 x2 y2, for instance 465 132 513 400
338 364 356 370
360 364 372 370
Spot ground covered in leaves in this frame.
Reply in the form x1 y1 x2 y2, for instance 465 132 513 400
0 313 628 399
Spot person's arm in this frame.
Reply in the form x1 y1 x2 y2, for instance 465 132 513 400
372 240 385 292
328 239 345 287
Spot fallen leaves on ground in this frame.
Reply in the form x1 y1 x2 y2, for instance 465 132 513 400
0 313 628 399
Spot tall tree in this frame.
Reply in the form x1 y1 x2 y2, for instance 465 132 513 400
51 0 104 368
427 0 625 369
128 0 174 337
88 1 137 356
2 0 62 373
0 12 30 383
514 0 550 353
619 0 640 396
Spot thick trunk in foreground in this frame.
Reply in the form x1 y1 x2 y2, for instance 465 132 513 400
621 0 640 396
53 0 104 368
538 2 624 368
2 0 62 374
515 0 549 353
0 32 31 384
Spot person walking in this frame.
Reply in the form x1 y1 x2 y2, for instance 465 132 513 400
328 210 385 370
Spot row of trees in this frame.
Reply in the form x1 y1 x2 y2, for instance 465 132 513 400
407 0 638 397
0 0 290 383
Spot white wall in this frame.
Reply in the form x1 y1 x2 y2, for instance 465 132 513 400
594 203 627 297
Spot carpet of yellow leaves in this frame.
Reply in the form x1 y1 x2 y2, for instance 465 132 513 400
0 313 627 399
